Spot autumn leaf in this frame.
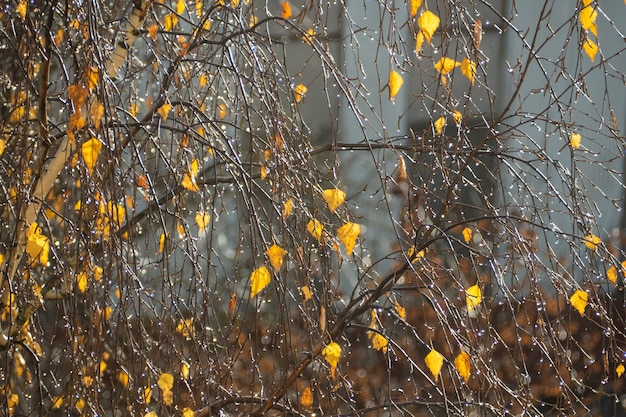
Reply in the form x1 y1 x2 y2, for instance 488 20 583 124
300 285 312 301
434 116 446 134
407 246 425 263
182 407 194 417
302 28 315 45
282 199 294 218
293 84 307 102
460 58 476 85
462 227 473 243
148 24 158 41
434 57 460 75
323 188 346 212
182 158 200 192
584 234 601 250
195 211 211 233
176 318 194 338
68 84 88 108
409 0 422 17
415 31 424 53
249 266 271 298
177 0 186 14
17 0 27 19
90 100 105 130
266 244 287 271
418 10 439 43
583 36 598 62
118 371 129 388
425 348 444 382
85 66 99 91
466 284 482 315
337 222 361 256
322 342 342 379
77 271 88 293
607 265 617 284
300 387 313 409
26 222 50 265
159 233 166 254
570 132 581 149
570 289 588 316
617 364 625 378
280 1 292 19
307 219 324 242
389 70 404 100
157 103 172 120
81 137 102 175
394 300 406 320
579 2 598 37
370 333 388 353
454 351 471 382
0 139 7 156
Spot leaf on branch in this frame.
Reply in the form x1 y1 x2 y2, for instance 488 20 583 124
302 28 315 45
434 116 446 134
300 285 312 301
583 36 598 62
453 110 463 125
157 372 174 405
182 158 200 192
394 300 406 319
26 222 50 265
584 234 601 250
81 137 102 175
409 0 422 17
322 342 341 379
282 198 294 218
434 57 460 75
249 266 271 298
415 31 424 53
266 244 287 271
300 387 313 409
17 0 27 19
466 284 482 315
68 84 88 108
323 188 346 212
407 246 425 263
579 2 598 37
617 364 625 378
337 222 361 256
462 227 473 243
389 70 404 100
0 139 6 156
195 211 211 234
570 289 588 316
157 103 172 120
307 219 324 242
460 58 476 85
77 271 88 293
418 10 439 43
280 1 292 19
425 348 444 382
177 0 186 14
84 66 99 91
454 351 471 382
294 84 307 102
570 132 581 149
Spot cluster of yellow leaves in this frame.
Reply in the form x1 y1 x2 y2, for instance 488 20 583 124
389 69 404 100
76 264 103 293
157 372 174 406
425 347 472 383
606 261 626 284
322 342 342 379
302 28 316 45
367 310 389 353
434 57 476 85
182 159 201 192
570 289 588 316
579 0 598 62
95 198 126 241
416 10 439 52
176 318 194 339
407 246 425 263
26 222 50 265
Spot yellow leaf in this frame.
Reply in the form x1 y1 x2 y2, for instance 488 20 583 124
300 386 313 409
293 83 307 102
621 260 626 277
17 0 27 19
177 222 185 239
266 244 287 271
370 333 388 353
337 222 361 256
579 3 597 36
144 412 157 417
164 13 178 31
148 24 158 41
55 28 64 45
415 31 424 53
81 137 102 175
176 318 194 338
418 10 439 43
322 342 341 379
434 57 460 75
394 301 406 320
607 265 617 284
182 407 195 417
307 219 324 242
177 0 186 14
181 362 190 380
77 271 88 293
460 58 476 85
218 102 227 119
407 246 425 263
84 66 99 91
454 351 471 382
280 1 292 19
118 371 129 388
157 103 172 120
90 100 105 130
75 398 85 413
617 364 625 378
182 173 200 192
409 0 422 17
302 28 315 45
570 132 581 149
323 188 346 212
157 372 174 392
466 284 482 314
249 266 271 298
434 116 446 135
570 289 588 316
68 84 88 108
453 110 463 125
282 198 294 218
143 387 152 404
583 36 598 62
52 396 64 410
389 70 404 100
584 234 601 250
159 233 166 254
26 222 50 265
300 285 312 301
425 348 444 382
0 139 6 156
195 211 211 231
462 227 473 243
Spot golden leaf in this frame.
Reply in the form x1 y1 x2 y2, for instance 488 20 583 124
415 31 424 53
294 83 307 102
85 66 99 91
157 372 174 392
90 100 104 130
570 132 581 149
218 103 227 119
621 260 626 277
144 412 157 417
418 10 440 43
52 396 63 410
77 271 88 293
434 57 460 75
176 318 194 338
370 333 388 353
454 351 471 382
570 289 588 316
337 222 361 256
0 139 6 156
164 13 178 31
425 348 444 382
300 285 312 301
462 227 473 243
466 284 482 314
473 19 483 50
195 211 211 231
579 3 597 37
584 234 601 250
300 387 313 409
182 407 194 417
307 219 324 242
148 24 158 41
583 36 598 62
460 58 476 85
322 342 342 379
181 362 190 379
434 116 446 135
409 0 422 17
55 28 64 45
389 70 404 100
394 301 406 320
182 173 199 192
17 0 27 19
68 84 88 108
280 1 292 19
617 364 625 378
177 0 186 14
157 103 172 120
93 265 103 281
159 233 166 254
249 266 271 298
607 265 617 284
26 222 50 265
118 371 129 388
407 246 425 263
302 28 315 45
323 188 346 212
266 244 287 271
282 198 294 218
453 110 463 125
81 137 102 175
